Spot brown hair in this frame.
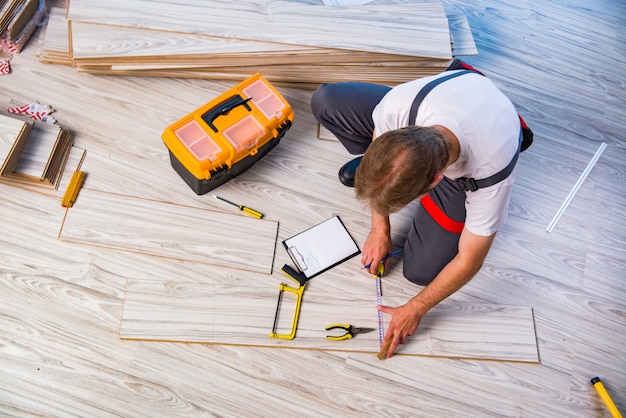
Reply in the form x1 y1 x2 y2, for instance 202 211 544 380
355 126 448 215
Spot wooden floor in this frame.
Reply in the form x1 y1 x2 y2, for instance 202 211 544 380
1 0 625 416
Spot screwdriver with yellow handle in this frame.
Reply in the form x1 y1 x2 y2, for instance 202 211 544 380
213 195 263 219
591 377 623 418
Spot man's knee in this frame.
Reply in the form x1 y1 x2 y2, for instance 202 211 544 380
402 244 456 286
310 83 334 122
402 264 437 286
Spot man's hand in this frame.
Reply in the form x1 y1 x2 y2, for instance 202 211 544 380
376 229 497 358
362 209 392 275
362 229 392 275
377 303 422 358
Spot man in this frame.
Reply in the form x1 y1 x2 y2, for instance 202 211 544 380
311 61 522 358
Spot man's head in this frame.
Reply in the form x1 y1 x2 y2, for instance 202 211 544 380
354 126 449 215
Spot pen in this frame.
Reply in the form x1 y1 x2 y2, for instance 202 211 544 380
362 249 403 270
212 195 264 219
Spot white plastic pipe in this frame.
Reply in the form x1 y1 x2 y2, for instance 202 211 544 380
546 142 608 233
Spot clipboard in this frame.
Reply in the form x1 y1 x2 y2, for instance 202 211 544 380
282 216 360 279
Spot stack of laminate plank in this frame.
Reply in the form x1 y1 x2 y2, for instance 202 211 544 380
0 113 73 189
0 0 47 53
0 0 31 36
0 112 31 176
37 0 477 88
35 5 70 65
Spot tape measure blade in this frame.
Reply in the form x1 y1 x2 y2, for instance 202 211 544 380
376 277 384 347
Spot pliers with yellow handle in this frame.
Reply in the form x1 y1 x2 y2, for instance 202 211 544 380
325 324 376 341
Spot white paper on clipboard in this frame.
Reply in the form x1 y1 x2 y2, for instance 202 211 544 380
282 216 360 279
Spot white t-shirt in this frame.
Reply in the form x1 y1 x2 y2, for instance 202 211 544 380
372 70 521 236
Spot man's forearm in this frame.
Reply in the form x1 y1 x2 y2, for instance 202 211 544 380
407 254 482 317
371 208 390 234
408 230 495 317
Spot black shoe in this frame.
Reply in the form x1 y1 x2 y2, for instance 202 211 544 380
338 156 362 187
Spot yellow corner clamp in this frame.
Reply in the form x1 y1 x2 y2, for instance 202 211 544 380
61 171 86 208
269 265 309 340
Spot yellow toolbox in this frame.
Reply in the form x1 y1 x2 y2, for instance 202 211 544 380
162 73 294 195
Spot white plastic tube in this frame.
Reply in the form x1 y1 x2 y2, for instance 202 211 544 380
546 142 608 233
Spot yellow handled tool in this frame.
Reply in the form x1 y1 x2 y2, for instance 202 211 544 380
377 334 394 360
213 195 263 219
591 377 623 418
325 324 375 341
61 171 86 208
269 265 309 340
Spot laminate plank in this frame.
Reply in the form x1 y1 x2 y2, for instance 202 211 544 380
69 20 314 60
69 19 451 65
66 0 453 58
0 270 182 418
0 0 23 34
126 344 364 416
67 13 452 87
447 13 478 56
74 66 451 88
11 122 66 180
0 112 31 174
59 188 279 274
120 278 538 362
6 0 37 39
37 6 71 65
341 354 592 416
1 144 84 192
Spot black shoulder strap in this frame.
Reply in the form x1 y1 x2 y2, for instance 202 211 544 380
409 69 521 192
455 132 521 192
408 69 474 124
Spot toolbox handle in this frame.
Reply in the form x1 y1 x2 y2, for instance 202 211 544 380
201 95 253 133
